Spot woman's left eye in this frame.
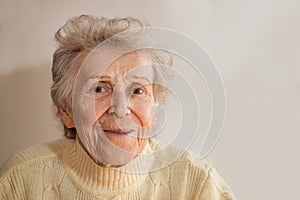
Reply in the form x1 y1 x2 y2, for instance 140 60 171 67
132 87 145 95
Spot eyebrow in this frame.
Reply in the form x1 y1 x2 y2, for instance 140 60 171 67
85 75 113 83
86 74 152 84
125 75 152 83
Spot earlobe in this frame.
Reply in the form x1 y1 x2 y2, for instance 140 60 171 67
59 107 75 128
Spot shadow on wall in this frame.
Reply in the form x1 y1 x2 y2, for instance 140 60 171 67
0 66 63 166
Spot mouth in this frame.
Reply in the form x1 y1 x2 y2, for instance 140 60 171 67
103 129 134 135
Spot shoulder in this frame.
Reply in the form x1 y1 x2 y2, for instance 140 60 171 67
148 138 213 171
0 138 74 177
178 150 236 199
149 139 236 199
0 138 75 199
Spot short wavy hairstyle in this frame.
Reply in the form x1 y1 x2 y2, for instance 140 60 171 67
51 15 172 139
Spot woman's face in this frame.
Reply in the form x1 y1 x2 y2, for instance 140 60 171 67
69 52 157 166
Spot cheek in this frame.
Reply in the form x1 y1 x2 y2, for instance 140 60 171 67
76 96 110 125
76 96 95 124
94 98 111 119
130 98 155 127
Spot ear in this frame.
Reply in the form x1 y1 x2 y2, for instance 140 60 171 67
59 107 75 128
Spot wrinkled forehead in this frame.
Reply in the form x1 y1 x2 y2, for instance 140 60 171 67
78 50 155 84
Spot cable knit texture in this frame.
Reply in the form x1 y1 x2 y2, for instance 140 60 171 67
0 138 235 199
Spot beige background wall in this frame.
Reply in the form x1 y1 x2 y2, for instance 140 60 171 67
1 0 299 199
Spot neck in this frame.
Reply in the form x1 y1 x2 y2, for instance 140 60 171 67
61 137 155 195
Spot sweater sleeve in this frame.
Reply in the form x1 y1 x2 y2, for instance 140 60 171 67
0 154 24 200
197 167 236 200
0 182 8 200
0 165 27 200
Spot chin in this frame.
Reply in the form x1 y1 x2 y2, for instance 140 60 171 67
100 136 148 165
90 141 139 167
80 124 149 166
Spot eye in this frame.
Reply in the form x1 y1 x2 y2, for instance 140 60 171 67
93 86 106 93
89 83 112 97
132 87 145 95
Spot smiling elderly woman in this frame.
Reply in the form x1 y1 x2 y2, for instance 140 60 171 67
0 15 235 199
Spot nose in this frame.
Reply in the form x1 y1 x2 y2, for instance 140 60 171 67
108 86 131 117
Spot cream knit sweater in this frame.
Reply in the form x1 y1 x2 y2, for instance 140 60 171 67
0 138 235 199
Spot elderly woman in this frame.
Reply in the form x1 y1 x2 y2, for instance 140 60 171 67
0 15 235 199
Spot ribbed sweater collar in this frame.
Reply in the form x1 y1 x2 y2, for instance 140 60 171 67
61 139 154 196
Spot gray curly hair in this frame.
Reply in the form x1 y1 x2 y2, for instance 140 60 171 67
51 15 172 139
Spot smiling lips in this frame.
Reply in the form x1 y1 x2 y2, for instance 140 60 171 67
103 129 133 135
